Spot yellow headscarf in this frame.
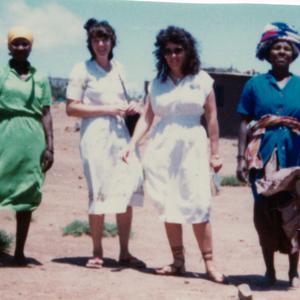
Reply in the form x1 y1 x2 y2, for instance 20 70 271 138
7 26 33 46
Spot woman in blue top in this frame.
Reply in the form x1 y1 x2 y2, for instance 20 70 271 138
237 22 300 288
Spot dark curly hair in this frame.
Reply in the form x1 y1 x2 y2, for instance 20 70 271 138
154 26 200 82
84 18 116 60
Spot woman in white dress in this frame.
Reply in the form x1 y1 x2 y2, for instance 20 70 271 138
123 26 225 283
66 19 144 269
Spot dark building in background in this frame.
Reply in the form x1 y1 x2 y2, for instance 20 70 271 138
205 68 254 137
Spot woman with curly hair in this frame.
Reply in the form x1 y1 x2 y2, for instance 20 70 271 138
237 22 300 288
66 19 144 269
123 26 225 283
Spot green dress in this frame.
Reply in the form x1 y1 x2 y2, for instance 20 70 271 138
0 65 52 212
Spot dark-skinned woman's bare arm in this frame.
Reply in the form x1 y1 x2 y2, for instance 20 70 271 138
236 115 251 183
41 106 54 172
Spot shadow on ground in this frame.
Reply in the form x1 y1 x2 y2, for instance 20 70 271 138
52 256 120 269
227 274 290 291
0 252 42 268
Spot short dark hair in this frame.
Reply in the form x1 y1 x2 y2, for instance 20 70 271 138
154 26 200 82
84 18 116 60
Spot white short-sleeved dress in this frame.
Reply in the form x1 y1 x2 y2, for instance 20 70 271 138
143 70 213 224
67 59 143 214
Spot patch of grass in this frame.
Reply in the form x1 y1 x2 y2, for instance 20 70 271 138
62 220 119 237
63 220 90 237
0 230 14 254
103 222 118 237
221 175 247 187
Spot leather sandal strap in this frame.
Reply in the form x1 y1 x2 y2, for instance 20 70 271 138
171 245 185 262
202 250 213 261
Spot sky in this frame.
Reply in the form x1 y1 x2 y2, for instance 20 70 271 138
1 0 300 94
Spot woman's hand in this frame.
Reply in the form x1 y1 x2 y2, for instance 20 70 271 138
210 154 222 173
110 103 128 118
236 158 248 183
122 144 134 164
126 101 142 116
42 149 54 172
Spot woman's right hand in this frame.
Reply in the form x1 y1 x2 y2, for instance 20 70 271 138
236 159 248 183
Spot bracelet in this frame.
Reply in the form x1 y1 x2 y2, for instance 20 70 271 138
211 154 221 159
236 155 245 160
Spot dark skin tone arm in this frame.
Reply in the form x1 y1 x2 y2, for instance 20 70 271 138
236 115 251 183
41 106 54 172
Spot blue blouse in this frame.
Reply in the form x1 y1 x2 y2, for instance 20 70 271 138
237 71 300 168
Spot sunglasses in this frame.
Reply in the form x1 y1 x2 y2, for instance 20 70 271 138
163 47 184 56
92 34 111 43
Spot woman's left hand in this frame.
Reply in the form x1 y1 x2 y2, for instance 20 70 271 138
42 149 54 172
126 101 142 116
210 155 222 173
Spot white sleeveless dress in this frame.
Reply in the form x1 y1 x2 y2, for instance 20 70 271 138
143 70 213 224
67 59 143 214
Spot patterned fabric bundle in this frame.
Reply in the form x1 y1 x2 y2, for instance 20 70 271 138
245 114 300 171
256 22 300 60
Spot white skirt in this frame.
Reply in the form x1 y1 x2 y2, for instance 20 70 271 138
80 116 143 214
143 116 211 224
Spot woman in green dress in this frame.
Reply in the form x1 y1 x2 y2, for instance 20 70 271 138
0 26 54 266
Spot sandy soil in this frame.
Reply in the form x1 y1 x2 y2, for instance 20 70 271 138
0 104 299 300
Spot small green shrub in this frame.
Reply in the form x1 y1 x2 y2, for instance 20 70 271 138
62 220 119 237
103 222 118 237
221 175 247 187
63 220 90 237
0 230 14 254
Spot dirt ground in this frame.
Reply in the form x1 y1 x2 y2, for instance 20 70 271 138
0 104 299 300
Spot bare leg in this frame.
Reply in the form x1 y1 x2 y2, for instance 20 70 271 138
261 247 276 285
193 221 225 283
155 222 185 275
165 222 185 265
289 252 300 288
117 206 132 259
117 206 146 268
14 211 32 265
87 214 104 268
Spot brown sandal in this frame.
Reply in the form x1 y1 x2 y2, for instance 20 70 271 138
202 250 227 284
206 269 227 284
155 245 185 276
155 263 186 276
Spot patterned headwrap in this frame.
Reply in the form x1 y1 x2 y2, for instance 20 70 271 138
256 22 300 61
7 26 33 46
